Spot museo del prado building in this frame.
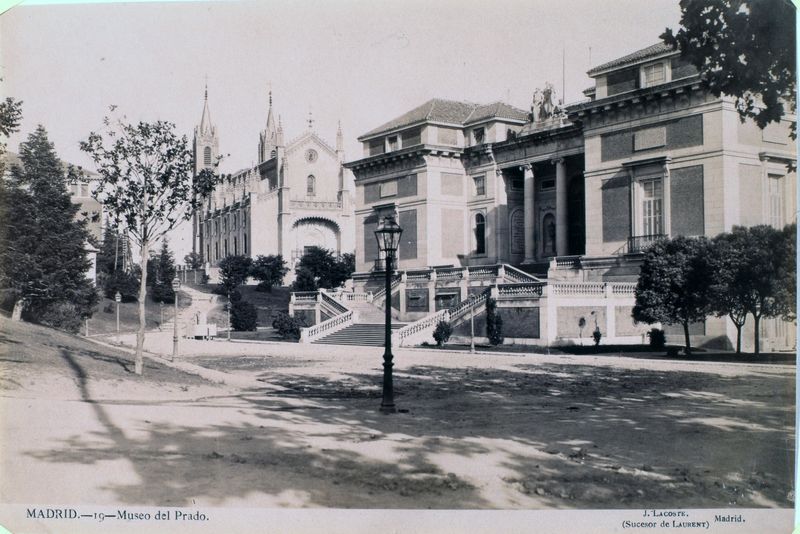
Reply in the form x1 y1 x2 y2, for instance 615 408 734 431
242 42 796 353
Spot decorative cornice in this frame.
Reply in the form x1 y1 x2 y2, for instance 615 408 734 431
345 144 462 171
566 77 703 120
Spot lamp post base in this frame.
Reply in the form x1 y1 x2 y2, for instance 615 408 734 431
379 403 396 414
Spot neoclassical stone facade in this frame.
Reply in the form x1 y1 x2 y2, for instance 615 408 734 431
346 43 796 351
193 90 355 282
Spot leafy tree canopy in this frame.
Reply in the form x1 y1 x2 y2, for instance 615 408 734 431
218 255 252 295
250 254 289 292
633 236 715 354
662 0 796 134
148 239 177 304
184 251 203 270
80 109 219 374
0 126 97 322
296 247 354 290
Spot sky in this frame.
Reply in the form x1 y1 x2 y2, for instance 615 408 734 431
1 0 683 259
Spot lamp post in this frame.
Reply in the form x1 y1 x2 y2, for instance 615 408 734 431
171 276 181 361
374 215 403 414
114 291 121 342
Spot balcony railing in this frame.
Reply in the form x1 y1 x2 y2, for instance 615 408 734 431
627 234 666 254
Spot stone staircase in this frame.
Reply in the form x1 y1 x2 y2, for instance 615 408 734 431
312 322 406 346
311 299 405 346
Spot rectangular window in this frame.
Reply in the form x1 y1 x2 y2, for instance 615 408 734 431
512 176 524 191
643 63 666 87
540 179 555 191
380 180 397 198
387 135 398 152
473 175 486 196
640 179 664 236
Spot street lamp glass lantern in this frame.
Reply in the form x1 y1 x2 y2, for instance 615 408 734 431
171 276 181 291
374 216 403 255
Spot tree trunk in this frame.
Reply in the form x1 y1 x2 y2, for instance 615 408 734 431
753 314 761 356
11 298 26 321
135 241 150 375
735 323 742 354
682 320 692 355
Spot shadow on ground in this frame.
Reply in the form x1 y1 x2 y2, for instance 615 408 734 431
24 349 795 509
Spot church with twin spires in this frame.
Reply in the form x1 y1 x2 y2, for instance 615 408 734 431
192 88 355 283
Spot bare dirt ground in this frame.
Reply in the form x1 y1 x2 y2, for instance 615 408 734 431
0 316 794 512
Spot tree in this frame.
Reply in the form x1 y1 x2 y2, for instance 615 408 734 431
230 293 258 331
709 230 751 353
662 0 796 136
96 225 140 301
184 251 203 270
250 254 289 292
148 239 176 304
0 126 98 324
433 320 452 347
296 247 353 289
292 266 318 292
486 297 504 346
81 112 218 374
711 225 795 355
218 255 252 295
633 236 714 355
0 96 23 177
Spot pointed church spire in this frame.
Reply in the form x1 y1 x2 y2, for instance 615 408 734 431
199 84 213 135
336 120 343 152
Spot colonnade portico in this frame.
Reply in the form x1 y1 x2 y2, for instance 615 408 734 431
506 157 569 264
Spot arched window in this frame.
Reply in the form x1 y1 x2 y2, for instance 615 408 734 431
474 213 486 255
203 146 212 166
307 175 316 196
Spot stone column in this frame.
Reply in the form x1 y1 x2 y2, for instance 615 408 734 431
554 157 568 256
523 163 535 263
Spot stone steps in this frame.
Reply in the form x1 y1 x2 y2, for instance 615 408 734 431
313 322 405 346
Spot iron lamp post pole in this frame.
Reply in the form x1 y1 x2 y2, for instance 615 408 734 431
381 252 396 413
375 216 402 414
115 291 121 343
171 277 181 362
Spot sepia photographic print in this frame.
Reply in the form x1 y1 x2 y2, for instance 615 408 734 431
0 1 796 532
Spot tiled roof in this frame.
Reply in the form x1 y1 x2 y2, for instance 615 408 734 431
360 98 526 139
587 42 676 76
465 102 528 125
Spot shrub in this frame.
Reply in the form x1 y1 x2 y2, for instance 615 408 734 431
592 327 602 346
272 312 306 340
38 302 83 333
231 299 257 331
648 328 666 349
101 269 140 302
432 320 453 347
486 298 504 346
292 267 318 291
